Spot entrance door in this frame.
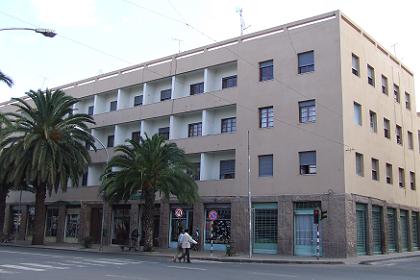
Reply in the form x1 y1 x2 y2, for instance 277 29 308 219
64 208 80 243
372 206 383 254
294 209 318 256
400 210 409 252
253 203 278 254
412 213 419 250
169 208 193 248
387 208 397 252
90 207 102 244
356 204 368 255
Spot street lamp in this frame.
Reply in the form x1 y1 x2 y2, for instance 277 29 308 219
2 26 57 241
0 27 57 38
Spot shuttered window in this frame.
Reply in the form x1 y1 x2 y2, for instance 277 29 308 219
299 151 316 175
220 160 235 179
258 155 273 177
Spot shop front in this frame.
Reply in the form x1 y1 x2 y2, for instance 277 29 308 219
168 206 193 248
293 202 322 256
64 207 80 243
204 205 231 251
252 203 278 254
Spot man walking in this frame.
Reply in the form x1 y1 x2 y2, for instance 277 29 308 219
173 226 184 262
178 229 197 263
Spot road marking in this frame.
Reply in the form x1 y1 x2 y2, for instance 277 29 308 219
167 265 207 271
46 261 86 268
0 268 17 274
250 271 297 278
0 264 45 271
0 249 61 258
105 274 150 280
84 259 130 265
66 260 104 267
20 262 69 269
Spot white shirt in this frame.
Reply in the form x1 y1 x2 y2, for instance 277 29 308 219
181 232 197 249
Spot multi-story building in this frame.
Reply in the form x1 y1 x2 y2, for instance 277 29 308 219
2 10 419 258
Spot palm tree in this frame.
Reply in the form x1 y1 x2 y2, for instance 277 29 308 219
0 89 95 245
101 135 199 251
0 70 13 88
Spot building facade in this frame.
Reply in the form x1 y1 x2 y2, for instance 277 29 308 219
2 10 419 258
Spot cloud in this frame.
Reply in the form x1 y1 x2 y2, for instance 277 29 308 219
31 0 98 27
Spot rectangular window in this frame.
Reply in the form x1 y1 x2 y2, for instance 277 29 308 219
110 101 117 112
131 131 141 143
190 82 204 95
371 158 379 181
352 54 360 76
299 151 316 175
399 168 405 188
220 160 235 179
188 162 200 181
386 163 393 184
381 75 388 95
299 100 316 123
221 117 236 133
393 84 400 103
88 105 94 116
82 171 88 186
222 75 237 89
160 89 172 101
396 125 403 145
188 122 202 137
259 60 273 81
107 135 114 148
258 155 273 177
405 92 411 110
298 51 315 74
410 172 416 190
45 208 59 237
369 110 377 133
259 106 274 128
384 118 390 139
134 95 143 106
158 127 170 140
408 131 414 149
356 153 364 176
367 65 375 86
354 102 362 126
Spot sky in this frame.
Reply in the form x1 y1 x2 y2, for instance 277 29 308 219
0 0 419 109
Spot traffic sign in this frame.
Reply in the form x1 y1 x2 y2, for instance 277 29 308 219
174 208 183 218
208 210 218 221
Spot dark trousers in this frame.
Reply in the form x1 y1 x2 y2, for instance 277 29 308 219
179 248 191 262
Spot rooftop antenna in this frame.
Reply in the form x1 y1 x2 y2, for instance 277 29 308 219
391 43 398 57
172 37 183 53
236 8 251 36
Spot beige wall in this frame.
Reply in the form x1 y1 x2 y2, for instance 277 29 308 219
5 10 419 209
339 12 420 207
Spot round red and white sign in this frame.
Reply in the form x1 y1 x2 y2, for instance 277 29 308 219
174 208 183 218
208 210 218 221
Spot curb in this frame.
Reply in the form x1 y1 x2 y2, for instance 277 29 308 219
358 253 420 265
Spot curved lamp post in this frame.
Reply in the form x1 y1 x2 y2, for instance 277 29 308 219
1 26 56 241
0 27 56 38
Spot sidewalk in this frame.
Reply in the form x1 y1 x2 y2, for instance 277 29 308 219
2 240 420 265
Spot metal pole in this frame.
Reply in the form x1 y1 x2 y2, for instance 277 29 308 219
248 130 252 258
316 223 320 260
94 137 109 252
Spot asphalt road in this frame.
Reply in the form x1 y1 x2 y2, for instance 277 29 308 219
0 247 419 280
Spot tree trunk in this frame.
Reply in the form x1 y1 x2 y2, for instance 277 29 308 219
0 188 7 236
142 188 155 252
32 184 46 245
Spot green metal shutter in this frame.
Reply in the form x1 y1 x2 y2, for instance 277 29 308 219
412 213 419 250
387 208 397 252
400 210 409 252
356 204 367 255
372 206 383 254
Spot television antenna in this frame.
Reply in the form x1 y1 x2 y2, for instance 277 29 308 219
236 8 251 36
